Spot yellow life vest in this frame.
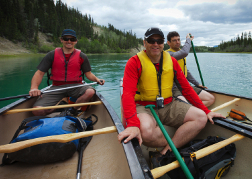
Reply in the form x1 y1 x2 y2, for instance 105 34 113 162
134 51 174 101
166 48 187 77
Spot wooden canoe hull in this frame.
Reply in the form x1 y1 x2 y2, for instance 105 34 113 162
0 91 152 179
120 78 252 178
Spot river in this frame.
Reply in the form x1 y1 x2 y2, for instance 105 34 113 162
0 53 252 117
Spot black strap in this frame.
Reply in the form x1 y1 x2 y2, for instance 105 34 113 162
231 110 251 122
183 58 186 76
156 52 163 97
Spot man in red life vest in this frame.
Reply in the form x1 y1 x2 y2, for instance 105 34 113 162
29 29 104 116
117 27 224 161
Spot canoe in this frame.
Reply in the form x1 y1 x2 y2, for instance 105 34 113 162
120 78 252 179
0 86 153 179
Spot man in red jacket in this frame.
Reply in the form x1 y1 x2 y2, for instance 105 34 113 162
118 27 224 158
29 29 104 116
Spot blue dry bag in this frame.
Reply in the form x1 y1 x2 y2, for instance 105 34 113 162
2 114 97 164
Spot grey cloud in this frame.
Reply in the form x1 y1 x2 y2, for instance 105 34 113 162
180 0 252 24
61 0 252 47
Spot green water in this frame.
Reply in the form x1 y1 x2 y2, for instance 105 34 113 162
0 53 252 117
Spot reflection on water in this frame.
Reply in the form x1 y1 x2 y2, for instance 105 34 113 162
0 53 252 117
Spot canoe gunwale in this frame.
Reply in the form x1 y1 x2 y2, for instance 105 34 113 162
0 85 52 114
0 86 153 179
96 92 153 179
213 117 252 139
206 89 252 101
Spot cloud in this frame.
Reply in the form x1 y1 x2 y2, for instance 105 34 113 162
59 0 252 47
180 0 252 24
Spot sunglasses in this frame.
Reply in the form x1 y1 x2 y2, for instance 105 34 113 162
62 37 77 42
146 38 164 44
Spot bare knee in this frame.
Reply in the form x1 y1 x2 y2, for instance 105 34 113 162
138 113 157 143
196 110 208 129
82 89 95 98
199 91 215 107
207 94 215 107
32 106 53 116
185 107 207 129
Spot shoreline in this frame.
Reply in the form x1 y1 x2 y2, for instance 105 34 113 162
1 36 250 56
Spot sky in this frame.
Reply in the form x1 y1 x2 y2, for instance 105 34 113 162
58 0 252 47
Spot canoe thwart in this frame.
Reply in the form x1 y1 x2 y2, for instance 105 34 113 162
211 98 240 112
4 101 103 115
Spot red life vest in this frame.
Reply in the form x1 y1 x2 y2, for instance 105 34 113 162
50 48 83 82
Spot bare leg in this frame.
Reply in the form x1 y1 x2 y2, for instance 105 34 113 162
160 106 207 155
177 90 215 107
198 90 215 107
74 88 95 110
32 107 54 116
32 89 95 116
138 113 168 147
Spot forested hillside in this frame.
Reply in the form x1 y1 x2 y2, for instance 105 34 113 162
216 32 252 52
0 0 142 53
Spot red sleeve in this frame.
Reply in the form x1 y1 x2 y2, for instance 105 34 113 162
172 57 211 114
122 55 142 128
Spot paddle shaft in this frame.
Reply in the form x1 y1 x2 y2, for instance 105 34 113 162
190 36 205 86
76 136 92 179
4 101 102 115
0 82 98 102
150 98 242 178
0 126 117 153
211 98 240 112
151 134 244 178
146 105 194 179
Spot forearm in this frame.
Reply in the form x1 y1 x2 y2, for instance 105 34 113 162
85 71 99 82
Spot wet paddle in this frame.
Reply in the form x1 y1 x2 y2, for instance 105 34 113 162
4 101 102 115
145 105 194 179
0 126 117 153
151 134 245 179
0 82 99 102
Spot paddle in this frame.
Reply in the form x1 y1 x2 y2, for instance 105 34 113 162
4 101 102 115
151 134 245 178
0 126 117 153
145 105 194 179
190 35 205 86
76 136 92 179
149 97 241 178
0 82 99 102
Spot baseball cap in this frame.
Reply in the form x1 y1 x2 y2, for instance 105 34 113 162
61 29 77 38
144 27 164 39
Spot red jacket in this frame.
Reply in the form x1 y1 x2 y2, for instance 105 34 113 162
122 53 210 129
50 48 83 82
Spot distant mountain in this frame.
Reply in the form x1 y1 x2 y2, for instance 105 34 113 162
213 45 218 47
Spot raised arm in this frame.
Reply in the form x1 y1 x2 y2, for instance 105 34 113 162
167 33 194 60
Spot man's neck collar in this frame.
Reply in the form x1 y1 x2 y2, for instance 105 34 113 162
62 47 75 54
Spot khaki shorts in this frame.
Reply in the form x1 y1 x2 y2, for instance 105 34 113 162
173 86 202 98
136 98 191 128
34 83 95 107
